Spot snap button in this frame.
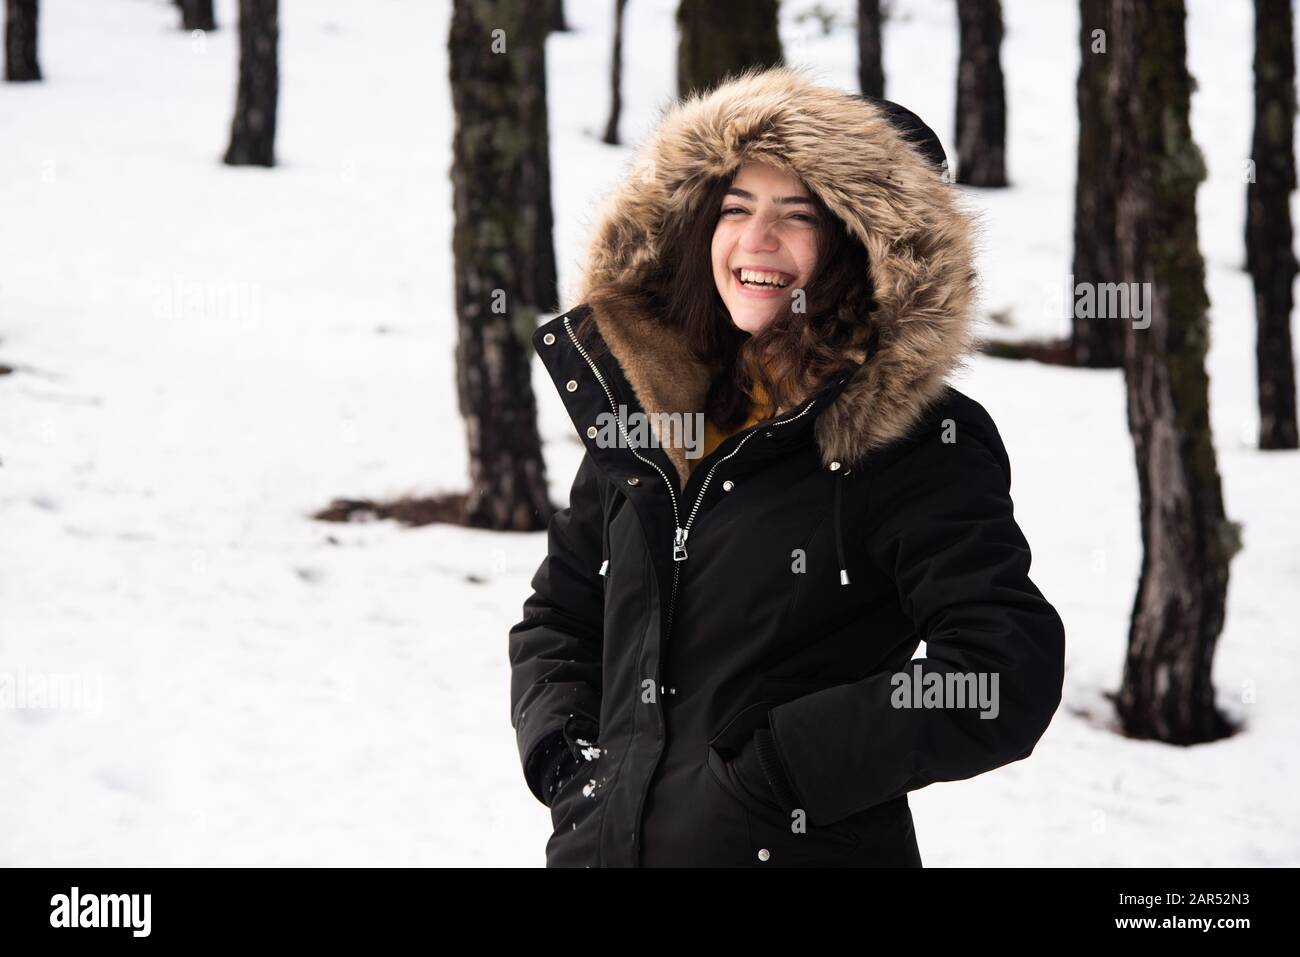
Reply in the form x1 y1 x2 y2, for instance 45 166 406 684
757 848 770 862
764 430 773 438
542 332 556 345
722 480 734 492
626 477 640 486
565 379 578 392
829 461 841 470
586 426 598 438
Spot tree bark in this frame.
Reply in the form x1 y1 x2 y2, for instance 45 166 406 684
223 0 278 167
677 0 782 99
180 0 216 32
955 0 1007 186
1110 0 1237 743
448 0 556 531
602 0 629 145
1246 0 1299 449
4 0 40 82
1070 0 1123 367
857 0 884 98
521 5 559 315
549 0 569 32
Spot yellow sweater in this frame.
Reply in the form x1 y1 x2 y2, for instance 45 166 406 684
688 380 771 478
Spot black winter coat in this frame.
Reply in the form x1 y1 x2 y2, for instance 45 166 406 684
508 67 1066 868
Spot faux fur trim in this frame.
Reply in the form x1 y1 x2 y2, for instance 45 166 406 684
570 65 980 490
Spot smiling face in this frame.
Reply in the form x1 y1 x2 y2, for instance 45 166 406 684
711 161 823 335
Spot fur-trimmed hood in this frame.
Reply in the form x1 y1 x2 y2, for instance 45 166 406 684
566 65 980 488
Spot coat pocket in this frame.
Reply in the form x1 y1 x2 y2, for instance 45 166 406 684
705 692 862 865
756 675 923 865
705 743 861 864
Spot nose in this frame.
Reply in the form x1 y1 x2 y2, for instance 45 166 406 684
738 214 780 252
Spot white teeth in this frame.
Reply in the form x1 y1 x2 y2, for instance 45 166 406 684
738 268 790 288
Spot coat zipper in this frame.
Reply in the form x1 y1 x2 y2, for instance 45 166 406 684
663 395 819 640
562 312 820 644
560 312 822 866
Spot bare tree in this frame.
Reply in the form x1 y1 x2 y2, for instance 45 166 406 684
523 7 560 314
1246 0 1299 449
224 0 278 167
955 0 1007 186
857 0 884 98
1110 0 1238 743
677 0 781 99
549 0 569 32
1070 0 1123 366
602 0 629 145
448 0 556 530
4 0 40 82
180 0 216 32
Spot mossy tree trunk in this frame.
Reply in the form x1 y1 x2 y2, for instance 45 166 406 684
677 0 781 99
449 0 556 530
1110 0 1237 743
1246 0 1299 449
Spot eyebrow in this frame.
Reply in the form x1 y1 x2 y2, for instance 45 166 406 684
724 187 817 207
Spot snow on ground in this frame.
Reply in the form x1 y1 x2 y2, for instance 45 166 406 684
0 0 1295 866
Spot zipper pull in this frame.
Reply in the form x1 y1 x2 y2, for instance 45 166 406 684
672 526 689 562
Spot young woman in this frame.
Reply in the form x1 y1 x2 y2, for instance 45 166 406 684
509 66 1066 868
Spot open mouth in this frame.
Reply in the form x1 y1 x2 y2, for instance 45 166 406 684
733 267 794 290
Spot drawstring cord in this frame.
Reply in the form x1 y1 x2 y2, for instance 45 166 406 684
598 488 612 577
834 467 849 585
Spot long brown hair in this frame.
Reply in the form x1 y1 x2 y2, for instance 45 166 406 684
576 167 877 430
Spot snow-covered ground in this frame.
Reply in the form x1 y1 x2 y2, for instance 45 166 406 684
0 0 1295 866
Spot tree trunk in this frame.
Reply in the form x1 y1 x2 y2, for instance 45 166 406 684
602 0 629 146
448 0 556 531
857 0 884 98
1246 0 1299 449
955 0 1007 186
1110 0 1237 743
180 0 216 32
677 0 781 99
4 0 40 82
1070 0 1124 366
522 6 559 315
549 0 569 32
224 0 278 167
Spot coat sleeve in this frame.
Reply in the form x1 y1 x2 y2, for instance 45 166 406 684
764 399 1066 826
508 450 606 807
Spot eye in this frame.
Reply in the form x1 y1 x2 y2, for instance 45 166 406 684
790 212 817 223
721 206 747 216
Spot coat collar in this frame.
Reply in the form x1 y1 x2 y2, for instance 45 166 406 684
564 65 979 487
